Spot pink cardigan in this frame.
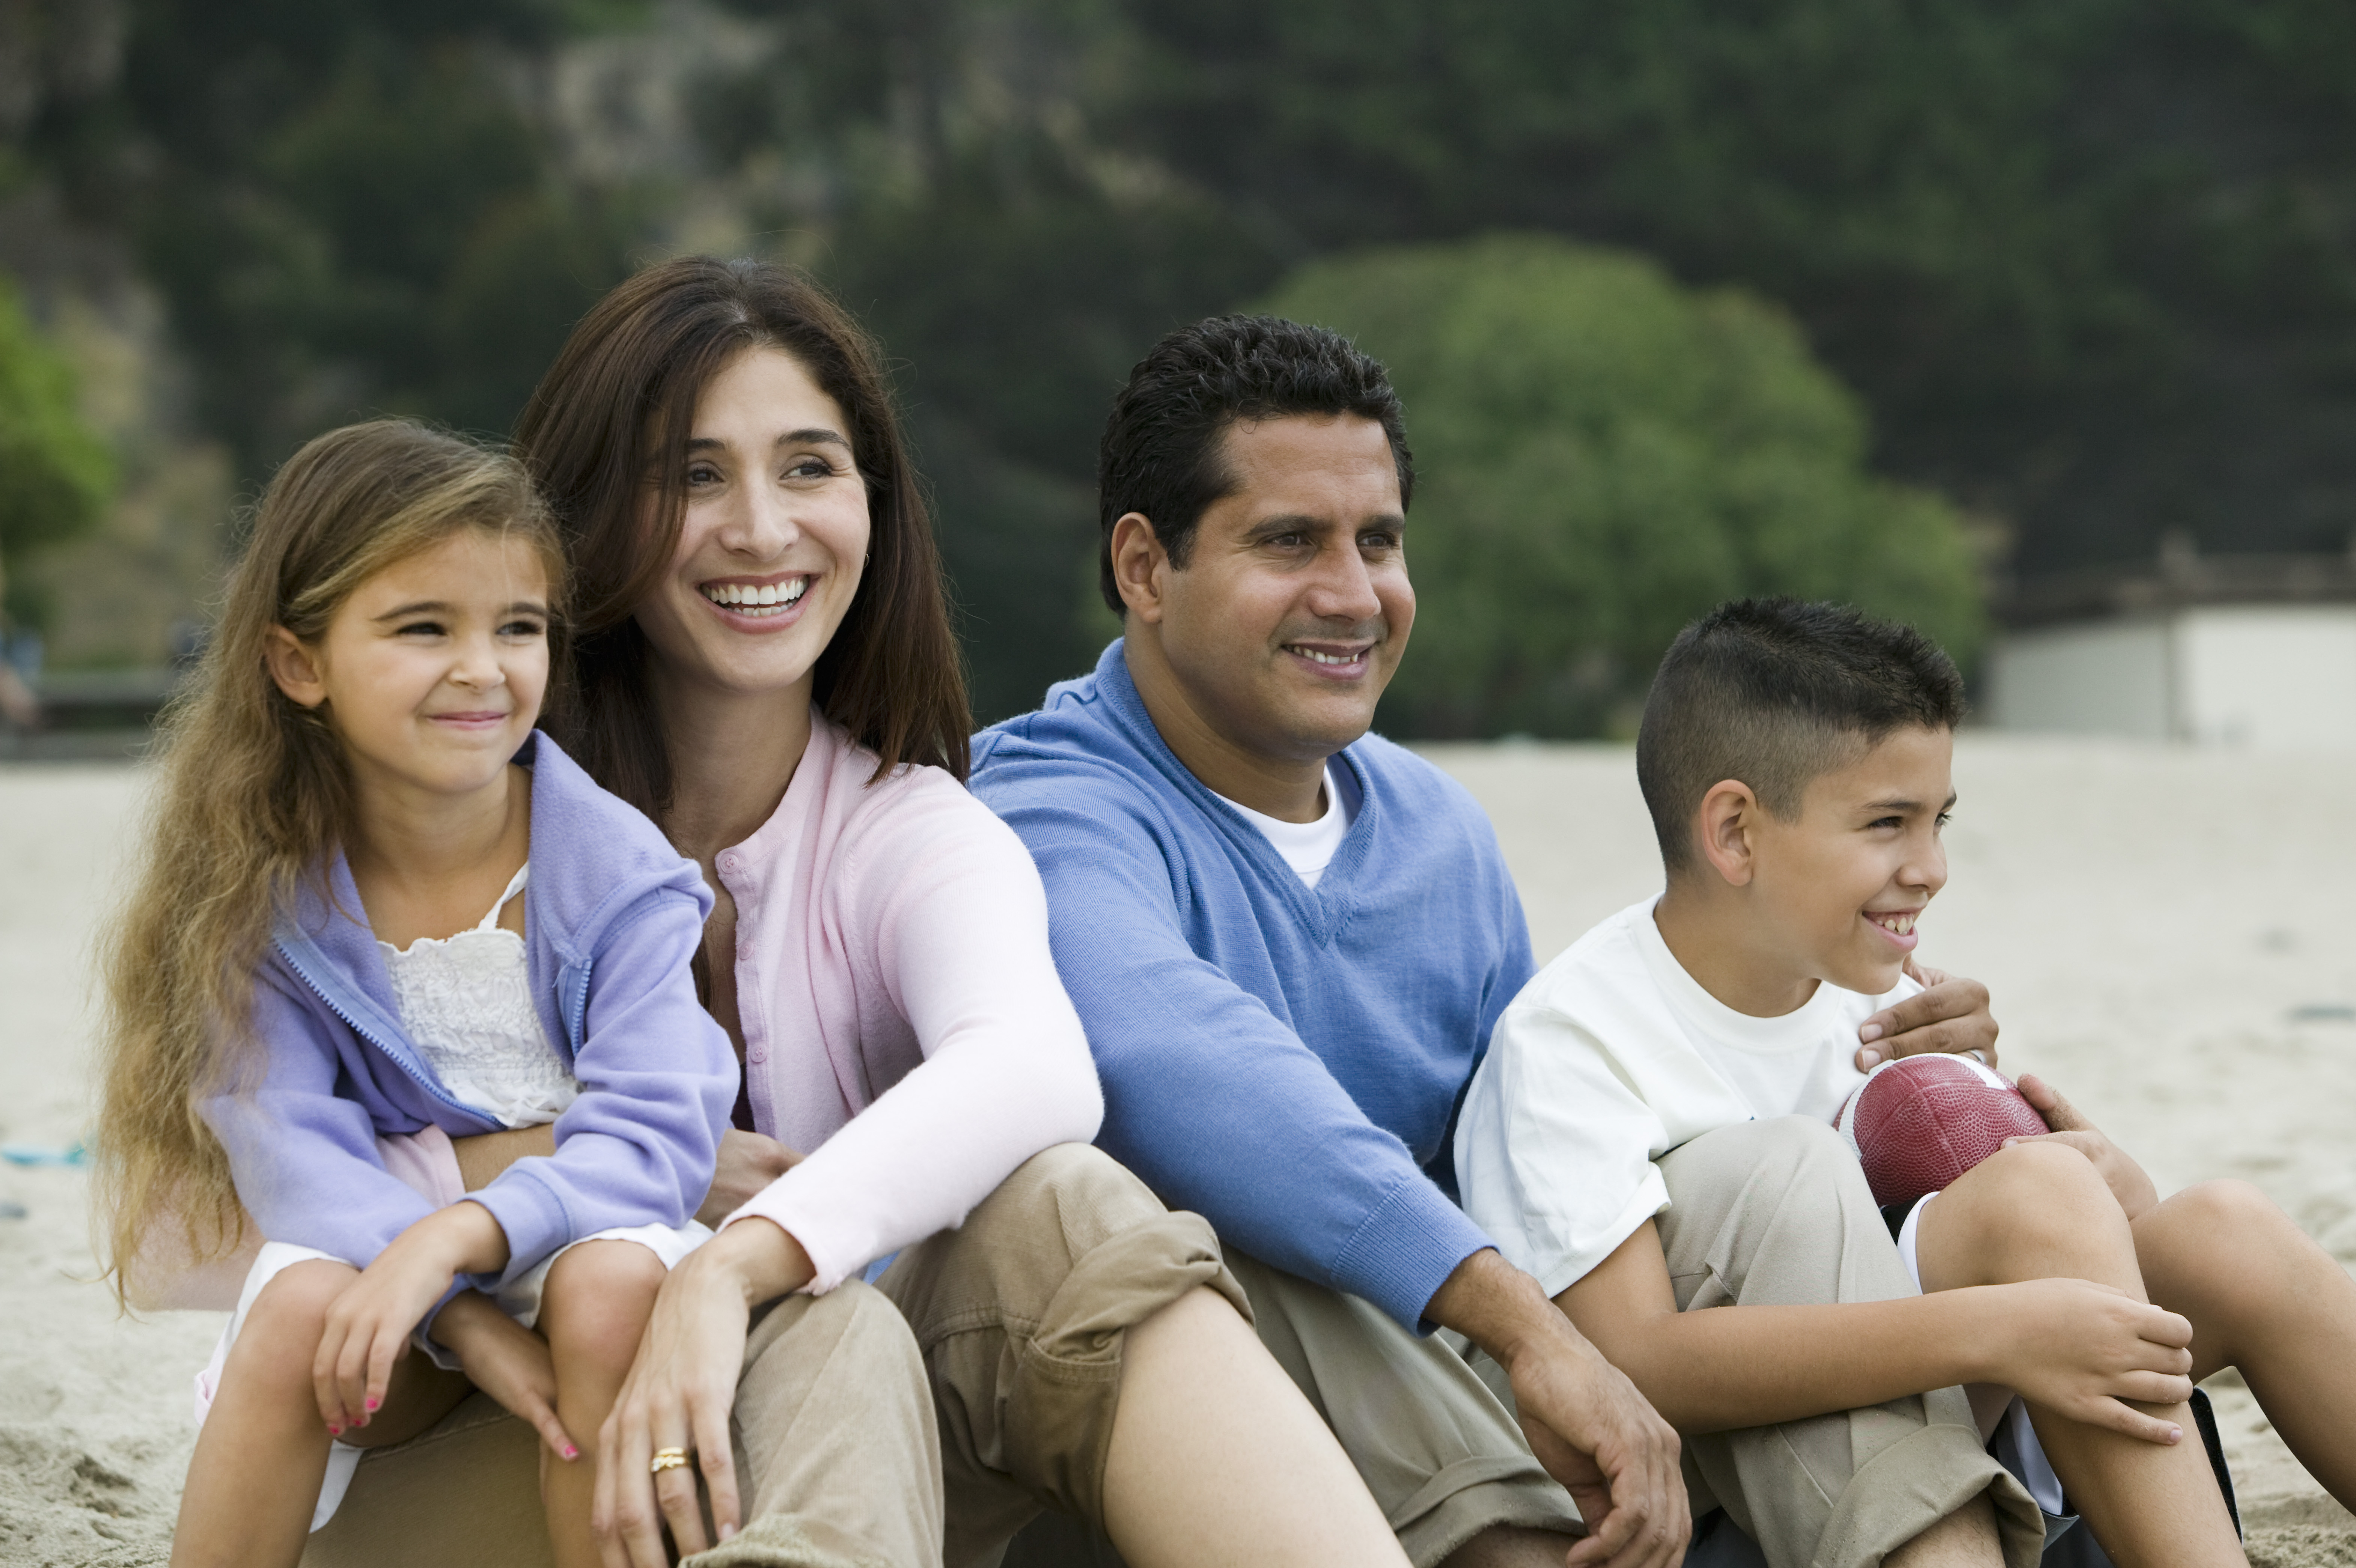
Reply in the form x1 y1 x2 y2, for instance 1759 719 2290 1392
718 712 1104 1292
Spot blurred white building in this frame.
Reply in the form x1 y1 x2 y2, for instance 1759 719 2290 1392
1984 542 2356 749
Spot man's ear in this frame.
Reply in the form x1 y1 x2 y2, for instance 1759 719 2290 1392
264 625 329 709
1693 778 1762 887
1108 512 1171 625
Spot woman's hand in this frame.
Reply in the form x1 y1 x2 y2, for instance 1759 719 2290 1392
695 1130 804 1228
2008 1075 2160 1221
315 1201 510 1435
1855 961 1999 1071
1982 1277 2195 1443
431 1291 578 1460
593 1218 815 1568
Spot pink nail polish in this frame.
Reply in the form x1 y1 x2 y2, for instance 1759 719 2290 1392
563 1445 579 1460
327 1423 342 1436
365 1396 381 1412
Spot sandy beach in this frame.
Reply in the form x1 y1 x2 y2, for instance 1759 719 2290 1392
3 740 2352 1565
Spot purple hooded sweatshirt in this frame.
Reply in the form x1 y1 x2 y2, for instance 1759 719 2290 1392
201 731 737 1295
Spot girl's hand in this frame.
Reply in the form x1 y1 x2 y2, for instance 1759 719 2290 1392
431 1291 578 1460
1985 1277 2195 1443
695 1130 804 1228
315 1200 510 1434
594 1219 814 1568
2008 1076 2160 1221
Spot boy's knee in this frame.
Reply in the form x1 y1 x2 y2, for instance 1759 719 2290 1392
2165 1178 2276 1232
1961 1141 2123 1242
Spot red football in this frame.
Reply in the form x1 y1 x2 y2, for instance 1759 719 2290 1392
1835 1054 2051 1209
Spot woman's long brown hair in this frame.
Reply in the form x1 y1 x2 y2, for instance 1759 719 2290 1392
94 420 563 1302
514 256 969 818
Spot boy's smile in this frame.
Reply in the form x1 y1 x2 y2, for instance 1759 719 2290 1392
1659 724 1954 1016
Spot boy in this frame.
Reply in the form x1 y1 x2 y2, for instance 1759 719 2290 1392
1455 599 2356 1568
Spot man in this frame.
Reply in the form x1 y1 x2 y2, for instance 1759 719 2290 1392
970 316 2003 1568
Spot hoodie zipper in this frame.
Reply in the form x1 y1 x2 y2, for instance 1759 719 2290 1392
274 937 487 1124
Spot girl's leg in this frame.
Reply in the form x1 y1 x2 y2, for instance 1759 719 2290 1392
1100 1284 1411 1568
534 1239 668 1568
172 1259 468 1568
2133 1179 2356 1506
1915 1142 2240 1568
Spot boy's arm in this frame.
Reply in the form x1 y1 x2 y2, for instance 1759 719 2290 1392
1556 1219 2192 1438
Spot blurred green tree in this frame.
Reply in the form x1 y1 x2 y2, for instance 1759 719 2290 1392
1260 235 1983 738
60 1 646 480
0 280 113 631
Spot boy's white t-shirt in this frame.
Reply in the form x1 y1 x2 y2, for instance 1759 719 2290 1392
1217 764 1360 888
1454 897 1921 1297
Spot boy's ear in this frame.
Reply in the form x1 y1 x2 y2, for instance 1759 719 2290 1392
264 625 328 709
1694 778 1762 887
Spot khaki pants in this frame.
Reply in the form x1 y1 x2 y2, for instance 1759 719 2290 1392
1648 1117 2046 1568
1004 1250 1585 1568
301 1144 1235 1568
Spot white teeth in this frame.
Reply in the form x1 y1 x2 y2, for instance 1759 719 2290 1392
1293 648 1360 666
702 579 809 614
1872 913 1917 936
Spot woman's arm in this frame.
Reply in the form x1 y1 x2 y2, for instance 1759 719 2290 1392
593 1217 815 1566
723 792 1101 1291
1558 1220 2193 1437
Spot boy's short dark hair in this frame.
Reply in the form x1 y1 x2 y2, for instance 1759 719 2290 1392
1637 598 1967 871
1096 315 1415 613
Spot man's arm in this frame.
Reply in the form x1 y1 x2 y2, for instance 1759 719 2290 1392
1556 1220 2194 1438
987 769 1491 1331
1429 1247 1689 1568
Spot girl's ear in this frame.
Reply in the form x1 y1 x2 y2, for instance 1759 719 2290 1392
264 626 328 709
1695 778 1762 888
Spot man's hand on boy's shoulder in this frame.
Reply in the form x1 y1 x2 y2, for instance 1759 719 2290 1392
1854 960 1999 1072
2008 1075 2160 1221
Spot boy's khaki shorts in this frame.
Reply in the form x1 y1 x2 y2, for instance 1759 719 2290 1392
1473 1116 2048 1568
299 1143 1241 1568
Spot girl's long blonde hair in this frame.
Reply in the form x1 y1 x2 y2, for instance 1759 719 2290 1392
93 419 565 1303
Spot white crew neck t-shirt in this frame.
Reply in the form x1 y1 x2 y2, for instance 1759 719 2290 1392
1454 896 1919 1295
1218 764 1361 888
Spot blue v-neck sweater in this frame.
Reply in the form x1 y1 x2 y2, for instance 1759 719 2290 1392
971 642 1532 1330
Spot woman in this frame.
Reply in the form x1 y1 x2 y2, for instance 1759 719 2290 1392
488 257 1404 1568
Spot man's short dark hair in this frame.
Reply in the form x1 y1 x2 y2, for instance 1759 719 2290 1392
1096 315 1414 613
1636 598 1967 871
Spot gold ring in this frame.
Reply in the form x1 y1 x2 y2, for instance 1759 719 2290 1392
650 1448 690 1475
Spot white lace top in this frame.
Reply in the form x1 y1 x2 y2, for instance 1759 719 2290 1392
379 865 578 1129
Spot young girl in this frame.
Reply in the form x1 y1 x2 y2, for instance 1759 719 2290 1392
93 419 737 1568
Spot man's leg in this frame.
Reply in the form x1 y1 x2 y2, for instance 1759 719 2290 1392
881 1143 1424 1568
1917 1140 2242 1568
1653 1118 2043 1568
1222 1254 1584 1568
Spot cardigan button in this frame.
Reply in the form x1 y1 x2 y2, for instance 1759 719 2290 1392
746 1046 767 1064
718 852 741 873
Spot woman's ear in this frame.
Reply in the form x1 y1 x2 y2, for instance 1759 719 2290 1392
264 626 328 709
1695 778 1761 887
